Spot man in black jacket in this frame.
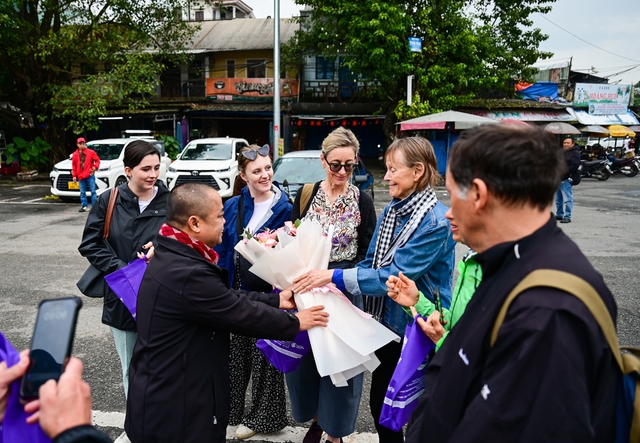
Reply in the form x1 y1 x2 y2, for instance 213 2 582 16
555 136 581 223
125 183 328 443
405 124 618 442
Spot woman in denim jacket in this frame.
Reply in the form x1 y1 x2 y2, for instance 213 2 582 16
293 137 456 443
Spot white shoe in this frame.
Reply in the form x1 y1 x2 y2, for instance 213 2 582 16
114 431 131 443
236 425 257 439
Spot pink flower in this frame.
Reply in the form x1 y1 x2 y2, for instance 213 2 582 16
264 238 277 247
256 231 271 243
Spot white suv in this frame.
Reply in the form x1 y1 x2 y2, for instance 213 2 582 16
50 138 171 202
165 137 248 198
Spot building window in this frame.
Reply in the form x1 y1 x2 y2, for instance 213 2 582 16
227 60 235 78
195 10 204 21
247 59 266 78
316 56 334 80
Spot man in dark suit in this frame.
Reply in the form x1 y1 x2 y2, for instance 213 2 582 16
125 183 328 443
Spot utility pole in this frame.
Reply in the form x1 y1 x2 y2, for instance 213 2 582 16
273 0 281 160
407 75 414 106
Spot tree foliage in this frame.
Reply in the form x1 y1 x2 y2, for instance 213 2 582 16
0 0 196 160
284 0 556 139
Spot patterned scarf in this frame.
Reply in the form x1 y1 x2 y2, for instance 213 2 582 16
160 223 219 265
363 187 438 318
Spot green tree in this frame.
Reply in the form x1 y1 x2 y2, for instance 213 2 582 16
284 0 555 140
0 0 196 162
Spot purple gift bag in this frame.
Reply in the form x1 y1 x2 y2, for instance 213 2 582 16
256 315 311 373
105 257 148 321
0 332 51 443
379 315 435 432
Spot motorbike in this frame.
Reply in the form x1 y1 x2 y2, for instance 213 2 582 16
580 159 611 181
607 155 639 178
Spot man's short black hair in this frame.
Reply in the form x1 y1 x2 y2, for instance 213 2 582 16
167 183 218 228
448 124 564 210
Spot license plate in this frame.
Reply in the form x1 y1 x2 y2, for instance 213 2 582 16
68 181 79 190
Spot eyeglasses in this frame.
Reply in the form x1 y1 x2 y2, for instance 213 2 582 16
241 144 270 161
324 155 357 173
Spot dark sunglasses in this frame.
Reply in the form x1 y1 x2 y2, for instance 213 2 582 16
241 144 270 161
324 155 357 173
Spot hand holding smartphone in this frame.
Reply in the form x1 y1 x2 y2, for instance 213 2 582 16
20 297 82 401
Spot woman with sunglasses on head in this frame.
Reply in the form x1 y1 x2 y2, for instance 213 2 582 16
214 144 293 440
286 127 376 443
292 136 456 443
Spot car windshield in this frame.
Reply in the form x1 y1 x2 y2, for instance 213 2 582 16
273 156 325 184
181 143 233 160
88 143 125 161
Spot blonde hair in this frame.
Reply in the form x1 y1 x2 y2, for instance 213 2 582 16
321 127 360 158
385 137 441 190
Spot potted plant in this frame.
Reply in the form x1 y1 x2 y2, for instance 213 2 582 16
5 136 51 180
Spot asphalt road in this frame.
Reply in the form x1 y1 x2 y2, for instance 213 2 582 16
0 169 638 442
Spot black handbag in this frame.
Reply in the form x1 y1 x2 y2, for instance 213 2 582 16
76 188 119 298
76 264 107 298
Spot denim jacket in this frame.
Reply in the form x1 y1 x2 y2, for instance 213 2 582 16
342 200 456 336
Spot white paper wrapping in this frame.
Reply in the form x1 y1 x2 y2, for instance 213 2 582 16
234 220 400 386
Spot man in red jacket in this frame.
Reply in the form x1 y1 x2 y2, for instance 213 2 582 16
71 137 100 212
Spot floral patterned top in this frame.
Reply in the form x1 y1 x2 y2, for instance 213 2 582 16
303 183 361 262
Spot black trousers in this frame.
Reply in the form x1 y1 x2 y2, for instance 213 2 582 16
369 339 404 443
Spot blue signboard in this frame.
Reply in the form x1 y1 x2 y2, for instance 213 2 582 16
408 37 422 53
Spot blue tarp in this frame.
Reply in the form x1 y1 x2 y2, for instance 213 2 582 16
517 82 559 101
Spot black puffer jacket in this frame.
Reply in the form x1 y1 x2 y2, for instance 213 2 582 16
78 181 170 331
563 146 581 180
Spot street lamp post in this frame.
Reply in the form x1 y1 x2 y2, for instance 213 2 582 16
273 0 281 161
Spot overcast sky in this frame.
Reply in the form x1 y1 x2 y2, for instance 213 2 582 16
245 0 640 86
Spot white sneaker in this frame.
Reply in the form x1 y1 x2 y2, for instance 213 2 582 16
235 425 256 439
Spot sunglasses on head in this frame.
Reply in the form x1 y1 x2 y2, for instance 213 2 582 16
241 144 270 161
324 155 357 173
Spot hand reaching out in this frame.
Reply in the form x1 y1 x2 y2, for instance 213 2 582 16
292 270 334 294
386 272 419 307
295 305 329 330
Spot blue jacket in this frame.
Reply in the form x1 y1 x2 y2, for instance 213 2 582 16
343 200 456 336
215 184 292 288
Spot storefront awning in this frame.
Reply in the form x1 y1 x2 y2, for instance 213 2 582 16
567 108 639 126
464 109 574 122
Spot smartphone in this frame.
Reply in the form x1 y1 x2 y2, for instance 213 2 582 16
20 297 82 401
434 287 447 325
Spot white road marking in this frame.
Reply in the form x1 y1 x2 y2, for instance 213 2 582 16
91 410 380 442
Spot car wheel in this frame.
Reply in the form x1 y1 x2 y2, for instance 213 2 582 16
114 176 128 187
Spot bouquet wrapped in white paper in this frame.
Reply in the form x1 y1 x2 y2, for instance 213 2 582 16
235 219 400 386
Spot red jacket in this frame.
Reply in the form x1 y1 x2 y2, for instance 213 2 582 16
71 148 100 180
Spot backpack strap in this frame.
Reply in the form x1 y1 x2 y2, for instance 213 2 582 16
490 269 640 442
298 183 315 218
102 187 119 240
236 194 245 241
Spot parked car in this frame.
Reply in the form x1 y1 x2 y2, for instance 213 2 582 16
165 137 248 198
272 150 374 201
50 138 170 202
585 137 626 149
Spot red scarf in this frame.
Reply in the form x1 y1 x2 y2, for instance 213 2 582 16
159 223 219 265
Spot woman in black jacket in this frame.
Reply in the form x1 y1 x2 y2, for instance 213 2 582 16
78 140 170 399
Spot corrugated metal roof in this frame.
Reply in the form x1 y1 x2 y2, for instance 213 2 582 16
189 18 298 52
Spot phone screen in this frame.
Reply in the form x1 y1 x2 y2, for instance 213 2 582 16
20 297 82 400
